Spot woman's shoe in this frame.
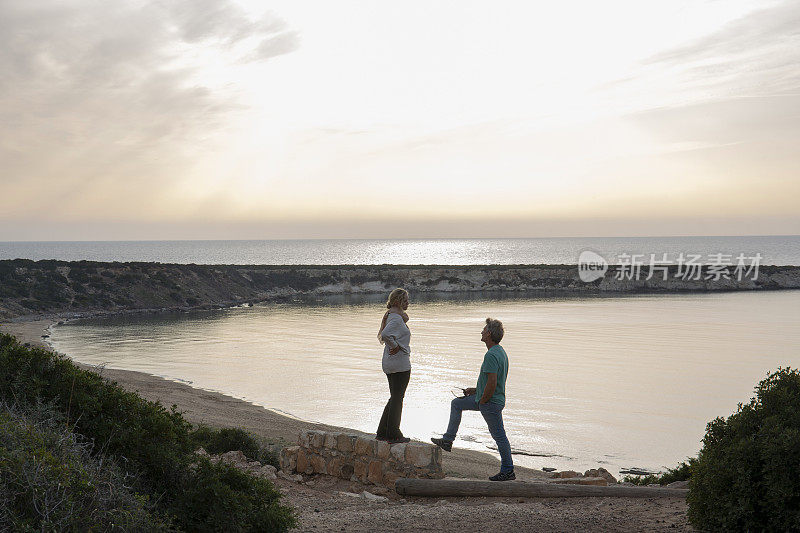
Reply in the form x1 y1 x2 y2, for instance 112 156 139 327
388 436 410 444
376 434 389 441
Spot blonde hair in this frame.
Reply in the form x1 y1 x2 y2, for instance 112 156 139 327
386 288 409 309
485 317 504 343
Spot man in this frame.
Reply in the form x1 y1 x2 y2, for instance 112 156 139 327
432 318 514 481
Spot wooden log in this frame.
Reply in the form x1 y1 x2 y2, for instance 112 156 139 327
395 478 688 498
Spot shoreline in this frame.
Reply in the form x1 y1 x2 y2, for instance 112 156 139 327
1 314 696 530
0 315 551 482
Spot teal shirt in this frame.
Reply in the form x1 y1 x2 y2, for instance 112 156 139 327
475 344 508 406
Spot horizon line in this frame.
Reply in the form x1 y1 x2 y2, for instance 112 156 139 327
1 234 799 243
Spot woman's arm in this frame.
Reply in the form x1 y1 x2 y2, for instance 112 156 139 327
377 311 389 343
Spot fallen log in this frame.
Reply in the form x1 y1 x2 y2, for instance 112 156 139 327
395 478 688 498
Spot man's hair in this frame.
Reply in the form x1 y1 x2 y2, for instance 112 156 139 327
386 288 409 309
485 317 504 343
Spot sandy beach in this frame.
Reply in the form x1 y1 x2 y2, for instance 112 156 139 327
0 316 694 531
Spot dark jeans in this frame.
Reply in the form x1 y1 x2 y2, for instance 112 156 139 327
443 394 514 473
377 370 410 439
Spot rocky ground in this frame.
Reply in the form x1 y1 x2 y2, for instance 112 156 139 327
277 474 691 532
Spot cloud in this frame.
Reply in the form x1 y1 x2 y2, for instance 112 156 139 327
629 94 800 144
643 0 800 96
0 0 298 222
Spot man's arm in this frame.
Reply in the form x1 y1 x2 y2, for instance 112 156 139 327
479 373 497 404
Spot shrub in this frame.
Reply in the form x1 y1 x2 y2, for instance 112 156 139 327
622 460 695 486
190 425 260 458
257 446 281 469
688 367 800 531
190 425 280 469
0 401 172 532
173 459 295 533
0 334 195 496
0 334 296 532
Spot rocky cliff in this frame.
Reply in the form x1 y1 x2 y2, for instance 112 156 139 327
1 259 798 318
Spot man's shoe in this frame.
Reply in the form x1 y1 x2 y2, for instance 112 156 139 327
489 470 516 481
431 438 452 452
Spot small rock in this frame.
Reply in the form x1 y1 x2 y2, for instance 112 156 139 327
219 450 248 465
549 477 607 486
552 470 581 478
361 491 388 503
584 467 617 484
368 486 389 496
277 470 303 482
256 464 278 480
667 480 689 489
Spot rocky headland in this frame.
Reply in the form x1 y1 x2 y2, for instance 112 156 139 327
1 259 798 319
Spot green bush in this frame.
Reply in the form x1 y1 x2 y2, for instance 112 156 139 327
688 367 800 531
0 334 296 532
622 460 694 486
190 425 259 459
174 459 295 533
0 401 173 532
0 334 194 497
190 425 281 469
257 446 281 469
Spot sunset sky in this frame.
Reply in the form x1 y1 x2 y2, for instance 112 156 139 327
2 0 798 240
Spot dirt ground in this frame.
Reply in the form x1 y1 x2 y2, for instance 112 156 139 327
1 318 693 532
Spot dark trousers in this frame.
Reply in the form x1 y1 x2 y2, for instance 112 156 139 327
377 370 410 439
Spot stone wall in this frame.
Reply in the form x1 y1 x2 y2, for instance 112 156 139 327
280 430 444 487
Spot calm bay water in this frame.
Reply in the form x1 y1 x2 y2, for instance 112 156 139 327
3 235 800 265
50 290 800 475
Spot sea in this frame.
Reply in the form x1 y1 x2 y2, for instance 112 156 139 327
6 236 800 476
2 235 799 265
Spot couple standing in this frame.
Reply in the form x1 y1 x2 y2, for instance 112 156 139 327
376 288 515 481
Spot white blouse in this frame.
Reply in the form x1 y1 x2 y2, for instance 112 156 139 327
380 312 411 374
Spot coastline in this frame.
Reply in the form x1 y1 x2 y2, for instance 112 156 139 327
0 314 695 531
0 316 551 482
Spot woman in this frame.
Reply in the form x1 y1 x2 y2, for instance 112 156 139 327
376 288 411 443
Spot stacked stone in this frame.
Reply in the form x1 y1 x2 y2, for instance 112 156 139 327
279 430 444 487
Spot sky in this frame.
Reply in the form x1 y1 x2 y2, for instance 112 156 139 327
1 0 799 240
